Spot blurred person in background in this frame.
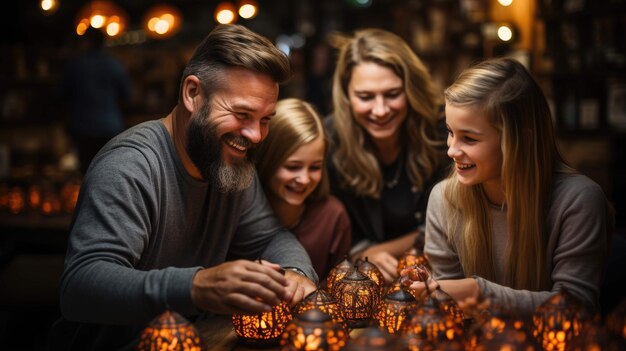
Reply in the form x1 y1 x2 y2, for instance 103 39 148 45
256 98 351 281
62 26 132 176
326 28 447 283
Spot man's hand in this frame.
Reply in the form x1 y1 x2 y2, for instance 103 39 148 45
360 247 399 284
283 270 316 306
191 260 288 315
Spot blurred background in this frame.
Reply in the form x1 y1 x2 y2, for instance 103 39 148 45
0 0 624 348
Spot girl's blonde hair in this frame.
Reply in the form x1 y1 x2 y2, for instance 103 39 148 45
330 28 443 198
443 57 571 291
256 98 330 201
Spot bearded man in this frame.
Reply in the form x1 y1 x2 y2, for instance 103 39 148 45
49 24 317 350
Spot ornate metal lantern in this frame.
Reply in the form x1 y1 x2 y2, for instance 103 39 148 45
232 300 292 346
532 289 585 351
373 287 418 334
293 289 345 328
400 294 464 350
358 257 384 293
280 308 348 351
344 325 400 351
466 302 537 351
333 264 380 328
326 256 352 293
397 249 429 276
137 310 204 351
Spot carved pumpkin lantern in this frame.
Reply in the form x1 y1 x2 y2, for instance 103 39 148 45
373 287 418 334
232 300 292 346
326 256 352 293
280 307 348 351
293 289 345 328
532 289 585 351
137 310 204 351
333 264 380 328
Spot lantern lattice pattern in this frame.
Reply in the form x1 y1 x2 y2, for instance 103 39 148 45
431 288 464 328
137 310 204 351
466 303 536 351
397 251 429 276
326 256 352 293
373 287 418 334
344 325 400 351
400 295 464 350
358 257 384 293
532 289 585 351
232 300 292 346
333 266 380 328
293 289 345 328
280 308 348 351
567 317 613 351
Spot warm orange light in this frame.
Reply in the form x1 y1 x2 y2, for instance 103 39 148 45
215 2 237 24
238 1 257 19
76 1 128 37
40 0 59 15
143 4 182 38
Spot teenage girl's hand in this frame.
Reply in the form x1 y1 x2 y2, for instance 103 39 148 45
400 264 439 295
283 270 316 306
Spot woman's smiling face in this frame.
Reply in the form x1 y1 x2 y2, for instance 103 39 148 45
348 62 407 143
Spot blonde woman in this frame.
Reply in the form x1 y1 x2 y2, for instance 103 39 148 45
257 98 351 281
327 28 447 282
403 58 612 316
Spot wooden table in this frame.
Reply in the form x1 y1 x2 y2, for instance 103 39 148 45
195 314 364 351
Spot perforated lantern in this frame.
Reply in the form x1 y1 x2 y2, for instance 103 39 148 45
137 310 204 351
344 325 400 351
373 287 418 334
400 294 464 350
293 289 345 328
467 302 536 351
431 288 464 328
532 289 585 351
333 264 380 328
280 308 348 351
326 256 352 293
232 300 292 346
358 257 384 294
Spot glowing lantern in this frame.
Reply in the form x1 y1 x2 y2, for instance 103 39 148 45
326 256 352 293
373 287 418 334
332 264 380 328
344 325 400 351
232 300 292 346
358 257 384 294
137 310 204 351
280 308 348 351
8 186 25 214
292 289 345 328
400 295 464 350
27 184 42 210
532 289 585 351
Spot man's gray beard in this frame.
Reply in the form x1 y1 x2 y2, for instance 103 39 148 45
210 157 255 193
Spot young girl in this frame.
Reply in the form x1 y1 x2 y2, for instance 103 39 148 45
403 58 612 315
256 98 351 281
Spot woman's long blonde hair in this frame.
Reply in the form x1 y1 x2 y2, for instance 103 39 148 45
443 58 570 291
330 28 443 198
256 98 330 202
